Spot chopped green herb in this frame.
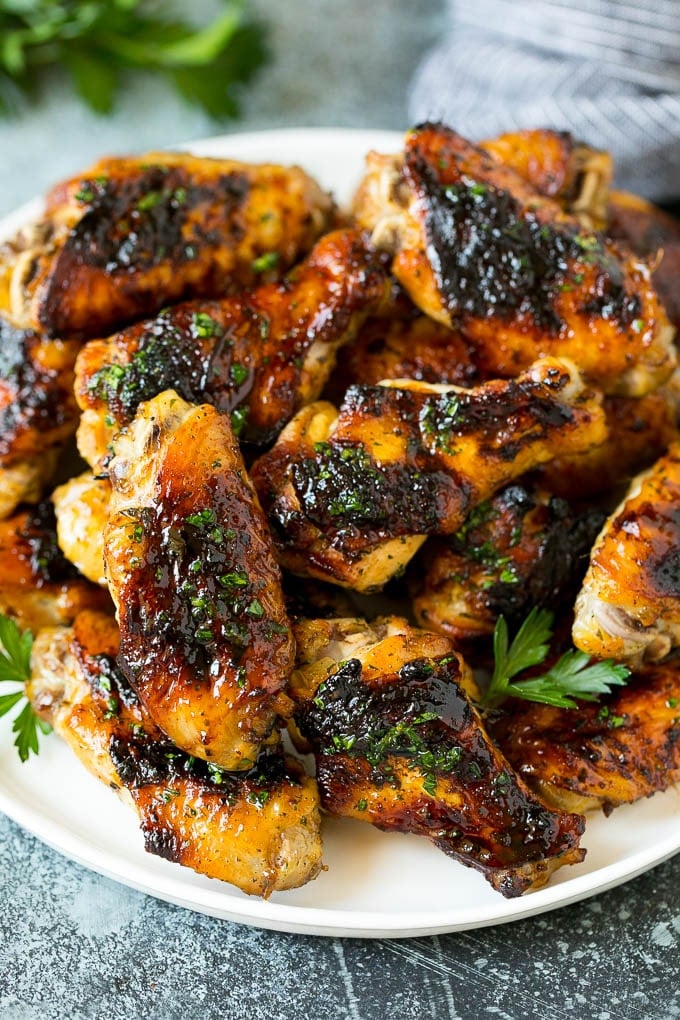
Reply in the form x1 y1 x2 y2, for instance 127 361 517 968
230 362 249 386
251 251 279 273
191 312 221 338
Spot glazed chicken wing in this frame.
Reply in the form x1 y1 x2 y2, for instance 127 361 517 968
412 485 604 642
0 316 80 518
75 229 394 471
27 611 322 897
490 662 680 816
105 390 294 769
252 358 606 591
353 123 675 396
573 444 680 667
0 152 333 339
0 502 111 631
289 615 585 897
52 472 111 587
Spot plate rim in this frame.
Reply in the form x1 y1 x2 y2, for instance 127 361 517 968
1 125 679 938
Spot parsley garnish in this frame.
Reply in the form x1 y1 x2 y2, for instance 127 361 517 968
0 615 51 762
482 608 630 709
0 1 268 120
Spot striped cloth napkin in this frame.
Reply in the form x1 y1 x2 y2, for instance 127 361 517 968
409 0 680 200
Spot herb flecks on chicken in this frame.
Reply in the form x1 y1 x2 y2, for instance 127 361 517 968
27 611 322 896
290 615 585 898
105 390 294 769
252 358 607 592
354 123 676 397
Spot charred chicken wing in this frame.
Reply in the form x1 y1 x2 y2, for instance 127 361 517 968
353 123 675 396
27 610 322 896
75 229 393 471
290 615 585 897
573 444 680 667
105 390 294 769
252 358 607 591
0 152 333 339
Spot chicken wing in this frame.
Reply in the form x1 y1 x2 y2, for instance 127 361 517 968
251 358 607 592
353 123 675 396
289 615 585 897
52 472 111 587
74 229 394 471
412 485 604 642
27 610 322 897
0 501 111 630
573 444 680 667
105 390 294 769
0 152 333 339
0 315 80 518
490 662 680 816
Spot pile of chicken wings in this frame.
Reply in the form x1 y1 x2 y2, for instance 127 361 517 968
2 125 680 900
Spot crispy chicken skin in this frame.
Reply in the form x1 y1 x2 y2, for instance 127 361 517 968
0 315 80 518
289 615 585 897
482 129 612 228
105 391 294 769
52 472 111 587
573 444 680 667
353 123 675 396
0 152 333 339
74 229 394 471
27 611 323 896
251 358 607 592
0 502 111 630
608 190 680 332
490 662 680 815
413 486 604 642
534 376 680 501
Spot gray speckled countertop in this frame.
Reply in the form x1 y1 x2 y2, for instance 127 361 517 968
1 2 679 1017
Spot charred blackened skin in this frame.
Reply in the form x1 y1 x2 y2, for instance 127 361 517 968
618 502 680 598
17 501 80 586
407 144 641 332
62 167 249 274
0 319 75 460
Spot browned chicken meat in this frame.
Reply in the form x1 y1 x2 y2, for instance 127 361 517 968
52 472 111 586
289 615 585 897
27 610 322 897
0 501 111 630
105 390 294 769
482 129 611 228
412 485 604 642
534 376 680 501
251 358 607 592
573 443 680 667
490 662 680 815
74 229 394 471
353 123 675 396
0 152 333 339
0 316 80 518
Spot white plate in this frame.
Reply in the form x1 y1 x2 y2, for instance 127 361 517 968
1 127 680 939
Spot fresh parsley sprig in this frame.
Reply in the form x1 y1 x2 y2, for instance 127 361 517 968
482 608 630 710
0 0 268 119
0 614 50 762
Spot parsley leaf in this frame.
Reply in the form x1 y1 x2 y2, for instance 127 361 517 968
483 609 630 710
0 614 50 762
0 1 268 120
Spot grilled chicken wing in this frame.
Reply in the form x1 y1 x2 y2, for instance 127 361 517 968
353 123 675 396
482 129 611 228
52 472 110 586
27 611 322 896
0 502 110 630
74 229 394 471
413 485 604 642
0 315 80 518
289 615 585 897
608 190 680 332
0 152 333 339
252 358 607 592
490 662 680 815
573 444 680 667
105 390 294 769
